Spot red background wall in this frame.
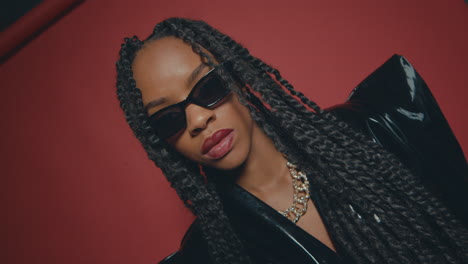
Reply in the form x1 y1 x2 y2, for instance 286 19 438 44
1 0 467 263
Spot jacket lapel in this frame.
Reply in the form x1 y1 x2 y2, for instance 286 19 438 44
219 183 344 264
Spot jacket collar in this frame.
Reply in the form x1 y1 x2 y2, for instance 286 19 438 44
218 183 345 264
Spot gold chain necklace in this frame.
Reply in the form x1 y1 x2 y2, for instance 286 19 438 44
277 161 311 223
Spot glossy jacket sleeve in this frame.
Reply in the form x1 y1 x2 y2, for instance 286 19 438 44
327 54 468 225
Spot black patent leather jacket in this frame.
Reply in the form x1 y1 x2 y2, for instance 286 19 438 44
160 55 468 264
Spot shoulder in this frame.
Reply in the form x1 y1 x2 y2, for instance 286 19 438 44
325 54 463 166
342 54 421 111
326 54 427 168
325 54 468 224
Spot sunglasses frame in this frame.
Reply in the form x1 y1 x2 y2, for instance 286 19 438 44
148 62 231 139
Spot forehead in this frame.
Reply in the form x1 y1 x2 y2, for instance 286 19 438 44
131 37 209 107
133 37 204 80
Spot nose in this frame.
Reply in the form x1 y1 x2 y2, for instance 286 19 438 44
185 104 215 136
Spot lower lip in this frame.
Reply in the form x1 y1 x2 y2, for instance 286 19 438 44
205 131 235 159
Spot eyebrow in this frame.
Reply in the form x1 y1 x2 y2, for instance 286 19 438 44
187 63 208 86
144 63 207 111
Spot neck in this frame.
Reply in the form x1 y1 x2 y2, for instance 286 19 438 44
233 124 290 194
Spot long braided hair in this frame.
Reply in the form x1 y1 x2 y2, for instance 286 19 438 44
116 17 468 263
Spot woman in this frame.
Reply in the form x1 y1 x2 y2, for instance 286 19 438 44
116 18 468 263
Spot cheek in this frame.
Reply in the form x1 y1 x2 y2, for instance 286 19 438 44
173 138 199 161
232 97 254 129
216 95 253 136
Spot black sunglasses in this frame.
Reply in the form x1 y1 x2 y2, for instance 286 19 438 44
148 63 231 139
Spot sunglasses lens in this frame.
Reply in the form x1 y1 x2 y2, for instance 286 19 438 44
150 107 186 139
193 72 230 107
149 66 231 139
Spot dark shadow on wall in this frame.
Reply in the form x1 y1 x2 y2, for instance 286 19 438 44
0 0 44 32
0 0 85 64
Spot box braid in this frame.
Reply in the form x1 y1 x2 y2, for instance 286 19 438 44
116 17 468 263
116 34 251 263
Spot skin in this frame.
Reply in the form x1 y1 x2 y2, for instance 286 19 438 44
132 36 336 252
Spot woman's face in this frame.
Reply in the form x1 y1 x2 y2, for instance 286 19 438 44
132 37 254 170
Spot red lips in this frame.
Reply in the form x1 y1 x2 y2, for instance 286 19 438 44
202 129 234 155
